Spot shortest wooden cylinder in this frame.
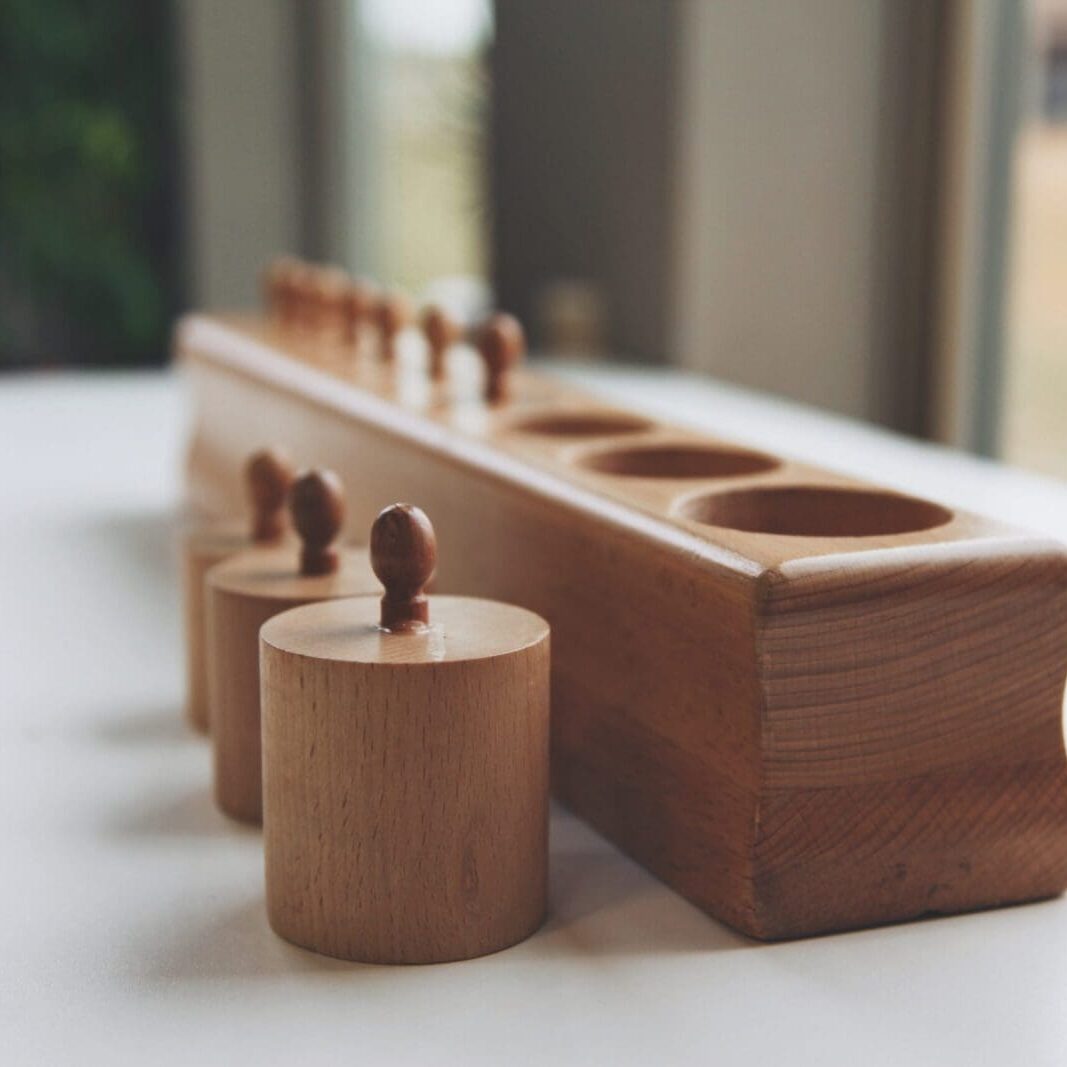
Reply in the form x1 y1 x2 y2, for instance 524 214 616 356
182 519 249 734
206 547 378 824
261 595 551 964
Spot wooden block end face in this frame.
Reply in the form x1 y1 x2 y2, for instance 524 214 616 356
261 596 550 964
745 540 1067 939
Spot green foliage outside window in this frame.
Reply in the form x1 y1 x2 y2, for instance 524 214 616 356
0 0 176 367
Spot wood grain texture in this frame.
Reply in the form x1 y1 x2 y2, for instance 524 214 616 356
206 545 379 823
180 313 1067 938
262 595 550 963
750 539 1067 937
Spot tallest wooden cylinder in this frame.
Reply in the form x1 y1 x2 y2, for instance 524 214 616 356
261 594 551 964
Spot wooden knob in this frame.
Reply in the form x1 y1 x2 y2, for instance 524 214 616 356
263 257 306 326
477 313 525 404
262 257 297 321
370 503 437 632
374 291 412 362
285 261 317 327
245 447 296 542
342 278 379 344
289 470 345 576
420 305 461 382
309 266 349 334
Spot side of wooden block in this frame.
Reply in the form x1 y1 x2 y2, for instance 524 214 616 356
748 540 1067 937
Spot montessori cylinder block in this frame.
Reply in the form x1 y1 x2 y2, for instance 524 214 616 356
181 307 1067 941
261 504 550 964
206 470 378 823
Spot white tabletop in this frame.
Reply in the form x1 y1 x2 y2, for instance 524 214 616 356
4 367 1067 1066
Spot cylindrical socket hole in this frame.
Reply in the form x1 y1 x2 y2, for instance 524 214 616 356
575 442 779 480
675 485 953 538
510 411 654 438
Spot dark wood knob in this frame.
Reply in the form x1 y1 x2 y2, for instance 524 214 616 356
420 305 461 382
289 469 345 576
374 291 413 362
245 447 296 543
309 266 349 334
477 313 525 404
286 261 317 327
262 257 295 320
370 503 437 632
263 257 306 326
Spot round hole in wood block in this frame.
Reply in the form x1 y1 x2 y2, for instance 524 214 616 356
510 411 654 437
576 442 779 479
675 485 953 537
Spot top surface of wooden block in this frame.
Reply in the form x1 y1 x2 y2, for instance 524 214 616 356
179 313 1041 577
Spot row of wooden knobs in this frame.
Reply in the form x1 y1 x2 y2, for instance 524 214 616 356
183 448 550 964
262 257 526 404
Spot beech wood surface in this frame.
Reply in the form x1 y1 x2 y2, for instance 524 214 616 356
206 545 379 823
262 594 550 963
179 312 1067 938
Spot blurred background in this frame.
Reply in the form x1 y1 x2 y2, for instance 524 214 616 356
1 0 1064 475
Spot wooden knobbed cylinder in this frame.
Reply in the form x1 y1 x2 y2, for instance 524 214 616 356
477 312 524 404
261 503 551 964
181 447 295 733
420 304 460 383
206 470 379 823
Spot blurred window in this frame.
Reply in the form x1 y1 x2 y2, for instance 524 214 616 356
360 0 491 298
1001 0 1067 476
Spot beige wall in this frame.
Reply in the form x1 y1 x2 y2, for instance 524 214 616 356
672 0 884 421
176 0 302 309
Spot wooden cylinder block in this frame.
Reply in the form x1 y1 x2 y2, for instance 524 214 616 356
181 447 295 733
182 519 248 733
261 594 550 964
207 546 378 823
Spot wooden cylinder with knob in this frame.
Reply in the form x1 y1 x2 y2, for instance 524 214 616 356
373 290 412 363
182 447 295 733
306 266 349 337
275 261 316 329
477 312 525 404
420 304 460 383
261 503 550 963
341 277 378 349
262 257 302 327
206 470 379 823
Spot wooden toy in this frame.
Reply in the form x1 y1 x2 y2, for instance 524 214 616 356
373 290 413 363
205 469 380 823
420 304 461 383
261 504 550 963
177 294 1067 940
475 312 524 404
261 257 300 328
307 266 349 338
264 257 315 331
341 277 378 349
181 446 295 733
